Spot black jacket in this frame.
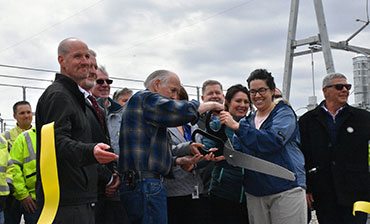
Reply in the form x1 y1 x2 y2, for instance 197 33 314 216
299 101 370 206
36 73 98 206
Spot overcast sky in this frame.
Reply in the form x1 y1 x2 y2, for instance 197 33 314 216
0 0 369 127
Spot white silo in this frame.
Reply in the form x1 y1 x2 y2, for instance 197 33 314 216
352 55 370 109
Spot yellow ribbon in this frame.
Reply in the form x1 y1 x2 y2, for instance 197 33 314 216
353 201 370 216
37 122 60 224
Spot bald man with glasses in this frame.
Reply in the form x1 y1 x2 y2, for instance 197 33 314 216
299 72 370 224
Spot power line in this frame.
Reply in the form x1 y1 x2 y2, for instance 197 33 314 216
0 83 45 90
110 76 144 83
0 0 106 53
0 74 53 82
0 63 201 88
0 64 57 73
183 84 199 88
103 0 255 58
110 86 142 91
108 77 198 88
0 64 146 83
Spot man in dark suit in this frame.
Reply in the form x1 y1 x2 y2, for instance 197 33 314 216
299 72 370 224
80 50 127 224
80 49 120 198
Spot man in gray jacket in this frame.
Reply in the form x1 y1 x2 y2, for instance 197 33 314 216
91 66 129 224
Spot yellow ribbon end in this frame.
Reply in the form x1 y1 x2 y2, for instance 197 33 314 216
353 201 370 216
37 122 60 224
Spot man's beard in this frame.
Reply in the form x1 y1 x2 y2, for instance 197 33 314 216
85 79 96 89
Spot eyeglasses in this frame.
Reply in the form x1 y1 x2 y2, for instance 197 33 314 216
325 84 351 91
96 79 113 85
274 95 283 99
249 87 270 96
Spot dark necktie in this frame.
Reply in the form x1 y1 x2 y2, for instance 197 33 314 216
88 95 105 127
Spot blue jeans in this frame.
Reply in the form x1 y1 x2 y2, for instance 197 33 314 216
120 177 167 224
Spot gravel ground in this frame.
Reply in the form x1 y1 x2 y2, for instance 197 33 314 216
309 210 319 224
309 210 370 224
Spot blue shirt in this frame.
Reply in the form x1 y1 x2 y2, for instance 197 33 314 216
321 101 346 145
119 90 200 176
182 125 192 142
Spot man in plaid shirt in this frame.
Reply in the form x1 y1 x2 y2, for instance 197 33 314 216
119 70 223 224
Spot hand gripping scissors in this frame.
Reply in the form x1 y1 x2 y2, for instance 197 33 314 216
191 111 296 181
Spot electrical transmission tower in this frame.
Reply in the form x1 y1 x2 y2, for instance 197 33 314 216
283 0 370 106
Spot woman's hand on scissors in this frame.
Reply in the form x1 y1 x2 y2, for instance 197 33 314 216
219 111 239 130
203 148 225 162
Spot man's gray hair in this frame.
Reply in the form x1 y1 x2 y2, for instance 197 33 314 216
322 72 347 88
98 65 109 77
144 70 171 89
88 49 96 57
113 88 133 101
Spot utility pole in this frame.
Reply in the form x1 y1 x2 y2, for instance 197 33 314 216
22 86 26 101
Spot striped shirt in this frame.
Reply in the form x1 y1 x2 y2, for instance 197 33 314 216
119 90 200 176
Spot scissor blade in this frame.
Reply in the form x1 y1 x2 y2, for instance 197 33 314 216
223 140 296 181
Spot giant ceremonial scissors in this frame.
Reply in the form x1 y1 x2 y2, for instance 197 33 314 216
192 112 296 181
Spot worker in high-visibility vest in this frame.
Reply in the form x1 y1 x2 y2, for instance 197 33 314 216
1 101 33 151
8 127 40 224
0 135 14 224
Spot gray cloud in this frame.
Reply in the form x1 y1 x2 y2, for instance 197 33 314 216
0 0 369 121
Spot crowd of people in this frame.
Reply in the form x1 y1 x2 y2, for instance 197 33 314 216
0 37 369 224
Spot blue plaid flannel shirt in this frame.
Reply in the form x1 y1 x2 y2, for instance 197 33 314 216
119 90 200 176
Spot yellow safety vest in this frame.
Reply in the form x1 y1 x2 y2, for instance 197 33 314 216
10 127 37 201
0 136 12 196
2 126 29 151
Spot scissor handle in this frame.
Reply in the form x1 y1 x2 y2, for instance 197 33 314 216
191 129 224 157
205 111 227 142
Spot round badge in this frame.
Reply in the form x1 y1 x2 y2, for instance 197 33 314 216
347 127 354 133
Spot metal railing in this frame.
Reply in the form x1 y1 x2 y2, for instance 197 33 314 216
0 64 202 132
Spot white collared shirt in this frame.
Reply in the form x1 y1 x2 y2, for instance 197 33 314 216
322 104 345 122
78 85 93 105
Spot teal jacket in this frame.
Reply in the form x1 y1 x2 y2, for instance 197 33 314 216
203 119 245 203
